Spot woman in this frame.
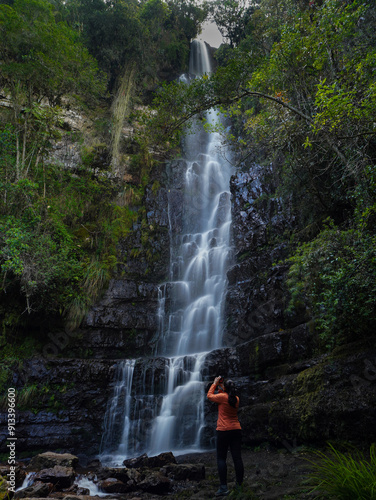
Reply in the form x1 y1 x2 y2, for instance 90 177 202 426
207 376 244 497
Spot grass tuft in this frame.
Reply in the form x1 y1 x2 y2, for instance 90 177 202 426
307 443 376 499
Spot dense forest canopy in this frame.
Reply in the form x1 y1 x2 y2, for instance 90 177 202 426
0 0 375 360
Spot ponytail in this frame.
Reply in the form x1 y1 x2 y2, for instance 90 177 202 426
224 379 238 408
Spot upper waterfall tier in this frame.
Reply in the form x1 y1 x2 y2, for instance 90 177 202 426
189 39 212 76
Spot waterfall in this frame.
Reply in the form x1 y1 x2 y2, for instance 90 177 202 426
100 40 233 463
100 360 136 456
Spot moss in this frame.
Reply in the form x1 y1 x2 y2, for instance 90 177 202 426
0 475 10 500
250 342 260 376
329 338 376 360
0 366 11 399
16 382 72 413
151 180 161 194
293 364 325 395
266 360 335 442
238 250 251 262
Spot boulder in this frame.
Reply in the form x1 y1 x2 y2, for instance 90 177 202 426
138 471 171 494
162 463 205 481
122 453 149 469
28 453 79 471
97 466 140 484
34 466 75 489
75 487 90 496
86 459 101 469
97 477 131 493
0 465 26 488
14 481 53 498
62 483 90 496
122 452 176 470
146 452 177 468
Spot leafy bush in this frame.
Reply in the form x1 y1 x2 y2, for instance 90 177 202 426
287 219 376 350
308 443 376 499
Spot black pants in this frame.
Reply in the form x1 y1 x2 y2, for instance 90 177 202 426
216 429 244 486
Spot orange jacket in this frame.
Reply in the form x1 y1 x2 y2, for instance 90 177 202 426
207 383 242 431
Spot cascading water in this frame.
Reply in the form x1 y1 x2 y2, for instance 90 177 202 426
100 40 233 464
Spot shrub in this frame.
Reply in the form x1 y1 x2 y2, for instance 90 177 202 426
287 218 376 350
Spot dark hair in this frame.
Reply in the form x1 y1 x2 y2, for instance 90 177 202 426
224 379 238 408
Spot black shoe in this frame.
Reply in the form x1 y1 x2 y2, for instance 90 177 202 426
215 485 229 496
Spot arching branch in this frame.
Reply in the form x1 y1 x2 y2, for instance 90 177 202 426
159 86 349 166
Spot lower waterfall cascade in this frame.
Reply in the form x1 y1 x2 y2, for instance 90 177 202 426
100 39 233 464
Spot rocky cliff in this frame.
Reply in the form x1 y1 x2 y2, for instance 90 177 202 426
220 161 376 447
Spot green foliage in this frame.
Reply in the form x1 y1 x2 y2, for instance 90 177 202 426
0 125 137 335
0 0 205 353
228 483 257 499
61 0 142 90
308 443 376 499
208 0 253 48
287 219 376 349
153 0 376 212
14 382 72 413
0 0 106 105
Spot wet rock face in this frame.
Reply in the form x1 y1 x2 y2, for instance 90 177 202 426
0 160 181 456
80 279 160 358
204 332 376 446
209 154 376 448
4 126 375 465
224 164 307 346
239 340 376 446
0 358 115 456
75 161 185 359
230 169 267 254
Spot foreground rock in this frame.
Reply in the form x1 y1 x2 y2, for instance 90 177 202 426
5 451 206 499
14 481 53 498
34 466 75 488
2 446 365 499
122 452 177 469
28 453 79 471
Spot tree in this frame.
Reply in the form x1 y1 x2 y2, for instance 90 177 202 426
0 0 106 106
0 0 106 180
209 0 253 47
60 0 208 89
61 0 143 90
